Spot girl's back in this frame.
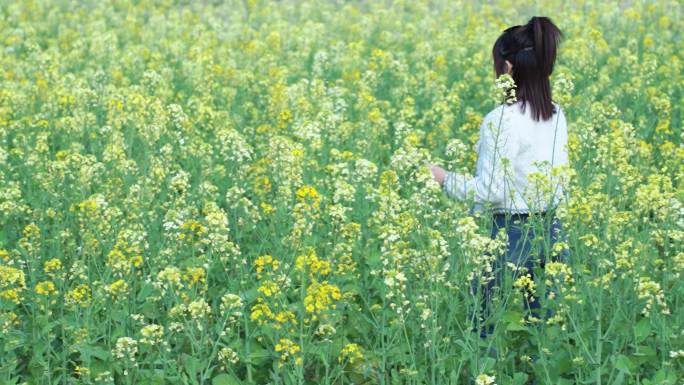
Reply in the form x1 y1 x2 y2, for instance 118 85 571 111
466 100 568 214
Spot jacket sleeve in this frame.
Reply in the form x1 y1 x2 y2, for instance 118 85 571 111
443 109 519 206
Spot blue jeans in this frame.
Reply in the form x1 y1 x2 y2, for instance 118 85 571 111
470 210 569 338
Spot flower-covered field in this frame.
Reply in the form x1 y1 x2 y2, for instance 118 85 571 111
0 0 682 384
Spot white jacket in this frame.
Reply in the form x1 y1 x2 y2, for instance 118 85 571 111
443 101 569 214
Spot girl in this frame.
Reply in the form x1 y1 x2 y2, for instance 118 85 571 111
429 16 570 340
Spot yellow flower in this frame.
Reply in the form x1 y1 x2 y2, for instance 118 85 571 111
66 284 92 307
273 310 295 325
35 281 58 296
475 373 497 385
304 280 341 318
295 185 321 209
250 302 274 324
74 366 90 377
295 248 331 277
257 281 279 297
179 220 206 242
182 267 206 288
513 273 536 302
187 299 211 319
368 107 383 123
41 259 61 276
338 343 364 364
278 109 292 130
107 279 129 299
254 175 272 194
259 201 275 215
255 255 279 279
274 338 301 365
0 265 26 304
140 324 164 345
23 223 41 240
129 255 144 268
434 54 446 69
76 199 98 214
156 266 183 290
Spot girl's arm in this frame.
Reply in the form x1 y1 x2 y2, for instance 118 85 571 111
441 110 519 206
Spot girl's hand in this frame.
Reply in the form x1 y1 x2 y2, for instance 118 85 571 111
429 164 448 186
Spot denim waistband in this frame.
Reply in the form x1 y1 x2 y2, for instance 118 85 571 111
492 210 549 220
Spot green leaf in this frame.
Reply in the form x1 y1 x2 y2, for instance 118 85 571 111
481 357 496 372
212 373 242 385
502 310 527 331
555 352 573 374
449 370 458 384
111 325 126 340
79 344 111 361
614 354 634 375
137 370 166 385
506 322 528 332
512 372 529 385
139 300 161 319
632 345 657 366
246 340 270 366
651 368 677 384
90 358 111 376
244 287 259 303
634 317 651 342
182 353 202 377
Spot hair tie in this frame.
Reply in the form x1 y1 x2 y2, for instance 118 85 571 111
500 45 534 58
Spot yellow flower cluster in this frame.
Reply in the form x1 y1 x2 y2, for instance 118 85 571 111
295 248 332 277
251 254 297 330
255 254 280 279
274 338 302 367
475 373 497 385
288 184 323 246
107 233 144 274
140 324 164 346
544 262 579 301
513 273 536 304
156 266 183 291
636 276 670 317
187 298 211 319
182 267 207 290
296 185 320 205
106 279 129 300
220 293 244 321
251 299 296 330
0 265 26 304
35 281 58 296
303 280 341 320
178 220 206 242
43 258 63 278
112 337 138 365
65 284 92 307
338 343 364 364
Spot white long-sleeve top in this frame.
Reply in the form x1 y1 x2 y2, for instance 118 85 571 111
443 101 568 214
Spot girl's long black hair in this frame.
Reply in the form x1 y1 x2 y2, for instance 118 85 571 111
493 16 563 121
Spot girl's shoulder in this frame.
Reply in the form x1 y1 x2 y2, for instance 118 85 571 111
483 103 512 121
480 103 519 135
484 101 525 121
552 102 567 121
552 101 561 112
